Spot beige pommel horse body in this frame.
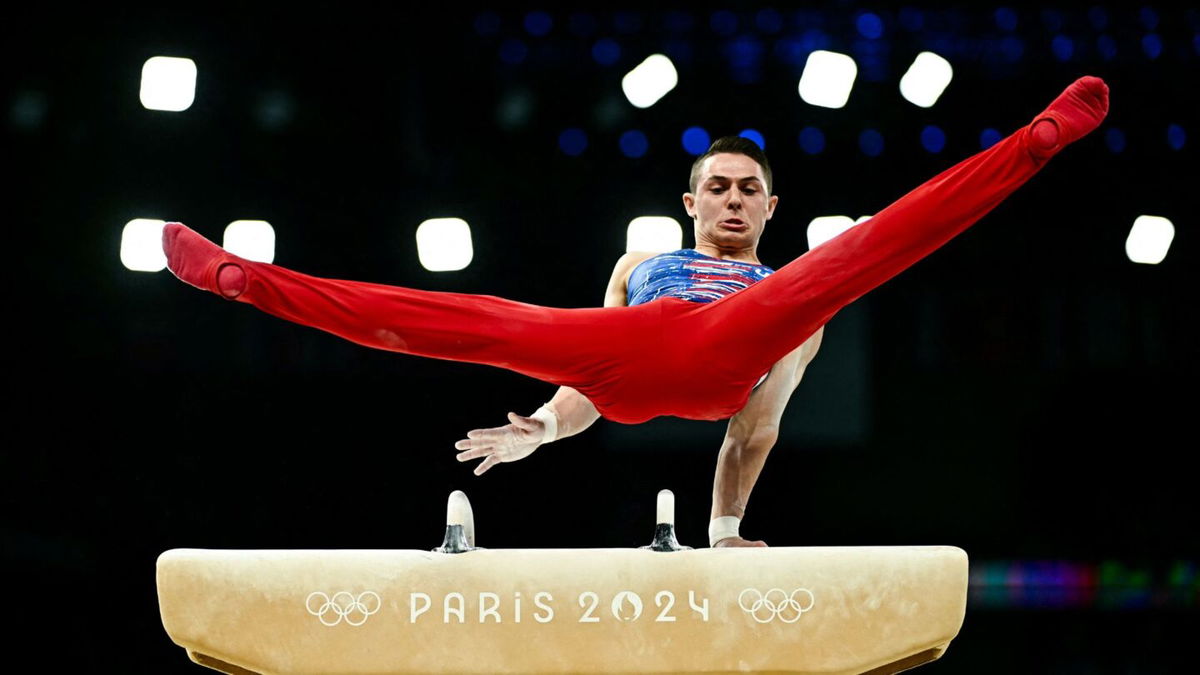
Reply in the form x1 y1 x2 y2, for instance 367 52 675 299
157 491 968 675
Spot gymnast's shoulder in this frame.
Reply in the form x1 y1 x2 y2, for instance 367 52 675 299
605 250 660 306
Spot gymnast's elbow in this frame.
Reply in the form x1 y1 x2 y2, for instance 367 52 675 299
725 423 780 453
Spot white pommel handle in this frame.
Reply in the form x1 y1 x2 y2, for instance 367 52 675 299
656 489 675 525
446 490 476 547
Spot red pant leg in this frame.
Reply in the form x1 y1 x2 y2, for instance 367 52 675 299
227 260 690 422
669 121 1052 416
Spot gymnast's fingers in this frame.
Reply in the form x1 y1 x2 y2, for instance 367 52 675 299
455 438 491 451
456 447 490 462
474 454 501 476
507 412 539 433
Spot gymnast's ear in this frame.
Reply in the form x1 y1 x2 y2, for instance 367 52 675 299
765 193 779 220
682 192 697 218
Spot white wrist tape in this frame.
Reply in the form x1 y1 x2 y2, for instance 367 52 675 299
529 404 558 445
708 516 741 547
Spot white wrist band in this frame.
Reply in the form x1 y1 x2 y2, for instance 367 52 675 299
708 516 741 547
530 404 558 445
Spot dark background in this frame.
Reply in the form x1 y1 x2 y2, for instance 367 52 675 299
5 3 1198 673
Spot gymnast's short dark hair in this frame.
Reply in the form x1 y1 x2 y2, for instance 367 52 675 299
688 136 773 195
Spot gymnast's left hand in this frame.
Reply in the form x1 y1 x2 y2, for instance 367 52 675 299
713 536 769 548
453 413 544 476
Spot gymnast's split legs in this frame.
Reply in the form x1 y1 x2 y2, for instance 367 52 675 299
162 77 1109 424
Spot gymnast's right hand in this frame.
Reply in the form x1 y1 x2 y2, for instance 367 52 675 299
454 413 545 476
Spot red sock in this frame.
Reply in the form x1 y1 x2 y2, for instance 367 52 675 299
1028 76 1110 157
162 223 246 298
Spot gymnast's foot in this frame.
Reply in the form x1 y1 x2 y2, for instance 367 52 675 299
162 223 247 299
1028 76 1109 158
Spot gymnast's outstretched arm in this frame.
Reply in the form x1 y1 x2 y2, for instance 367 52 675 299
452 252 654 474
710 326 823 547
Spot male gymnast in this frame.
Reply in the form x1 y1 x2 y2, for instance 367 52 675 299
162 76 1109 548
454 136 821 549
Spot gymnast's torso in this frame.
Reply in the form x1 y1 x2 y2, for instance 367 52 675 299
625 249 775 306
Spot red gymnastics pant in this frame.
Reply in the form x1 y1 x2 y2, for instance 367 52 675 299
167 79 1107 424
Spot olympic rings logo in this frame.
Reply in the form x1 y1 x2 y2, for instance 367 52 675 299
737 588 815 624
305 591 382 627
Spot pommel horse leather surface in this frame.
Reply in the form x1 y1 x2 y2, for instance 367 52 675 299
157 546 968 675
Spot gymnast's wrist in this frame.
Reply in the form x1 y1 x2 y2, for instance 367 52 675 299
529 404 559 445
708 516 741 547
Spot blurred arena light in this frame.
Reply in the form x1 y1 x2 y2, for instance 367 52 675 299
1125 216 1174 265
417 218 474 272
921 125 947 153
1167 124 1186 150
738 129 765 149
619 129 649 158
140 57 197 112
120 219 167 272
223 220 276 263
798 126 825 155
859 128 884 157
621 54 678 109
681 126 711 155
797 50 858 109
899 52 953 108
558 128 588 156
627 217 683 253
807 216 859 249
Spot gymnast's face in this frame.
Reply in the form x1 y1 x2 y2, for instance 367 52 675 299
683 153 778 254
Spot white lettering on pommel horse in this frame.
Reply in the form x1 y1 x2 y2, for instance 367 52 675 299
304 587 818 626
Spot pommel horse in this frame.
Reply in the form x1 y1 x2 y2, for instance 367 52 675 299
157 490 968 674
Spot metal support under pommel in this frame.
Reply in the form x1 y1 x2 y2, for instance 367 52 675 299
640 489 692 552
434 490 479 554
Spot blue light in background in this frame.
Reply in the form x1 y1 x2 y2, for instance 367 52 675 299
1139 7 1160 30
682 127 711 155
756 8 783 34
1143 34 1163 60
474 12 501 36
1087 6 1109 30
711 10 738 36
728 36 764 68
739 129 766 150
799 126 826 155
1041 9 1065 32
1097 35 1117 61
980 128 1002 149
592 39 620 65
859 129 884 157
499 39 528 65
1105 128 1126 153
856 12 884 39
774 38 806 66
663 39 694 64
524 11 553 37
921 125 946 153
1167 124 1186 150
558 128 588 156
1001 36 1025 61
800 28 832 52
620 130 649 158
994 7 1018 32
1051 35 1074 61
